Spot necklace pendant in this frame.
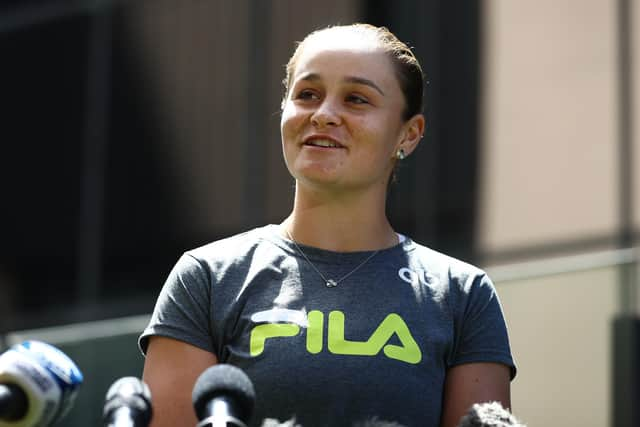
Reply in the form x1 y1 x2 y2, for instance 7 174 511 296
326 279 338 288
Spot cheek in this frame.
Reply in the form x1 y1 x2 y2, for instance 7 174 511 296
280 108 303 167
352 119 398 160
281 105 304 139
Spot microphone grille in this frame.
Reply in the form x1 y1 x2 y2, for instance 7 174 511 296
103 377 152 424
458 401 526 427
105 377 152 404
192 364 255 421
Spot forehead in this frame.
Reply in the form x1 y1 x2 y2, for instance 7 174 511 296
292 35 399 91
293 28 395 80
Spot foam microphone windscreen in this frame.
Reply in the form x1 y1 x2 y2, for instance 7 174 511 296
192 364 255 424
457 401 526 427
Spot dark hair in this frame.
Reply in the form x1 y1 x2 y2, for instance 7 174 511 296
282 23 424 121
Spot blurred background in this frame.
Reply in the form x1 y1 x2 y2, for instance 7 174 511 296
0 0 637 425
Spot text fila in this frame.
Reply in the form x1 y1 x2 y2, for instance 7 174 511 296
249 309 422 364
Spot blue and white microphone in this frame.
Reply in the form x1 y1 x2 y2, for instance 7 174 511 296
0 340 83 427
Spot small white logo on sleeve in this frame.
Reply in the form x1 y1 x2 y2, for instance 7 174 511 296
398 267 436 287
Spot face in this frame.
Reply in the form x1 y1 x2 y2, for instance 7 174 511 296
281 39 412 194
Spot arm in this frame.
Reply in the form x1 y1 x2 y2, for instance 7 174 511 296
439 362 511 427
143 336 218 427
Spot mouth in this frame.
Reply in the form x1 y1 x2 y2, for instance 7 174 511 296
303 138 344 149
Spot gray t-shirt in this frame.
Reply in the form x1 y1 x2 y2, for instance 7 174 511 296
140 225 516 427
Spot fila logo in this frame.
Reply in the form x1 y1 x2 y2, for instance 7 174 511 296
249 309 422 364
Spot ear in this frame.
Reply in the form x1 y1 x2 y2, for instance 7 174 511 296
395 114 425 157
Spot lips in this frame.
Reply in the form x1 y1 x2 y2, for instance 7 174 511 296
303 136 344 149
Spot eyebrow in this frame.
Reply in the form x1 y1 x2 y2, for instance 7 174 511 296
299 73 385 96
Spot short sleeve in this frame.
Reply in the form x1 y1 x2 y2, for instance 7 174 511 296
138 253 215 356
449 273 516 379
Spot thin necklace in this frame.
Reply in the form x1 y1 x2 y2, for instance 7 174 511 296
285 229 380 288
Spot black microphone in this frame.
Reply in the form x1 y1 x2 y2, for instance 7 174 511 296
457 401 526 427
103 377 152 427
192 364 255 427
0 340 83 427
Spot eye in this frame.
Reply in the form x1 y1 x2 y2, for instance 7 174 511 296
295 89 320 101
346 94 369 105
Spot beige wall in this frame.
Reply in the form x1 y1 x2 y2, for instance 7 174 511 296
479 0 620 255
478 2 640 425
634 1 640 231
491 265 618 427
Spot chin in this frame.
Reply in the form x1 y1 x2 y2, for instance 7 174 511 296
293 168 345 190
293 161 342 182
296 173 341 189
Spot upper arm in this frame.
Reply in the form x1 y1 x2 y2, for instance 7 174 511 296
439 362 511 427
142 336 218 427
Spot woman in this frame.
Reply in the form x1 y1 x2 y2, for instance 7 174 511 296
140 23 515 427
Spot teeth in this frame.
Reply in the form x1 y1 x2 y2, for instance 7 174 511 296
308 139 339 148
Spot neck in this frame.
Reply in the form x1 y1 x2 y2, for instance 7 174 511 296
281 183 398 252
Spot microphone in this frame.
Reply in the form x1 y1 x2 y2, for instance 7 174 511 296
457 401 526 427
260 419 301 427
0 340 83 427
0 383 28 421
103 377 152 427
192 364 255 427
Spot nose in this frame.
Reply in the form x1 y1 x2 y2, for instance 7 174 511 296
310 99 341 128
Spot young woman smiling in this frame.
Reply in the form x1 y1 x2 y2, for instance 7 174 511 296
140 23 515 427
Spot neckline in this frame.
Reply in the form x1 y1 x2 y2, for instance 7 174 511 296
260 224 411 264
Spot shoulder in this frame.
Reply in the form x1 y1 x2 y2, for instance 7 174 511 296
399 239 499 310
403 239 490 288
182 225 288 274
187 225 280 259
